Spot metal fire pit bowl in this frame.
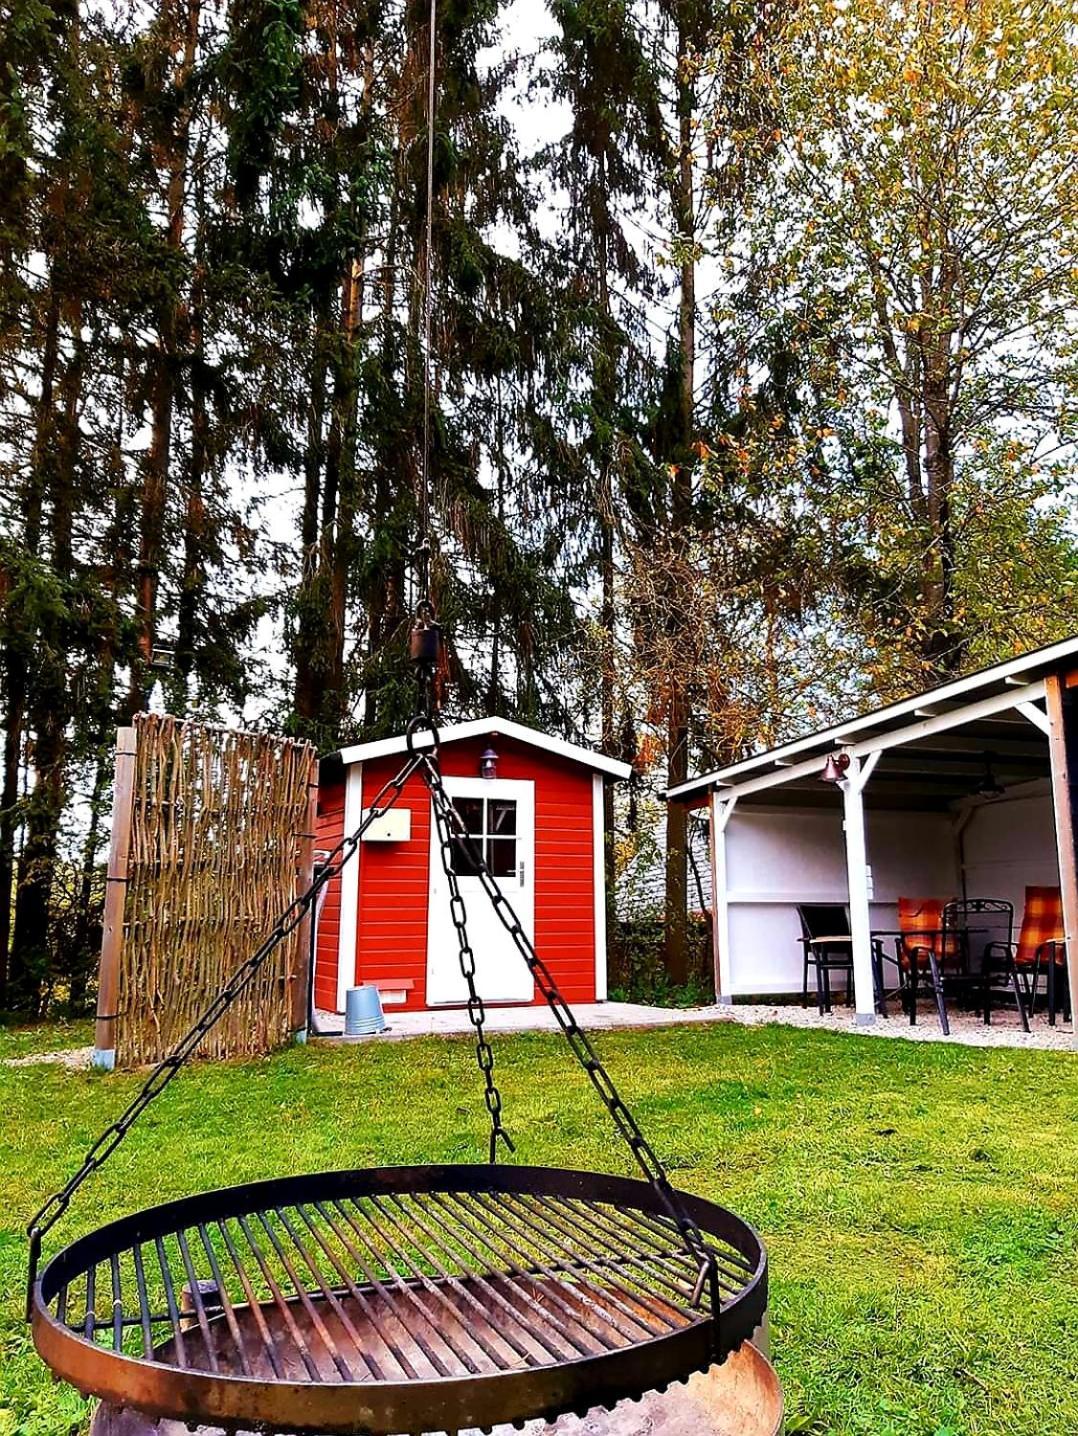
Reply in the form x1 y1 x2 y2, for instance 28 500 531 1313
90 1341 783 1436
32 1165 768 1436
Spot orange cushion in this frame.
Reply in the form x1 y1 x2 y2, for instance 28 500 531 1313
897 897 957 967
1015 886 1064 966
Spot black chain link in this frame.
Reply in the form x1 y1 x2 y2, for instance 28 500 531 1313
422 752 515 1164
422 756 721 1329
26 750 426 1315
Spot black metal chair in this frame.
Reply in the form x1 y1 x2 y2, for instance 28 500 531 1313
894 897 950 1028
797 904 854 1014
984 886 1062 1025
946 898 1029 1035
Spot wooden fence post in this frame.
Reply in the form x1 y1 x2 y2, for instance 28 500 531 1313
291 749 319 1043
93 727 138 1071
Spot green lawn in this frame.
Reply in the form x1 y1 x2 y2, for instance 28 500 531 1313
0 1018 1075 1435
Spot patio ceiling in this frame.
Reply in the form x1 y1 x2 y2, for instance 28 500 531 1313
744 713 1052 811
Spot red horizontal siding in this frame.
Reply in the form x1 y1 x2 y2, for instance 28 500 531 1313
314 783 345 1011
353 756 434 1008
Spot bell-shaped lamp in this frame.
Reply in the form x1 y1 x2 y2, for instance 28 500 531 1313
820 750 851 783
480 746 498 780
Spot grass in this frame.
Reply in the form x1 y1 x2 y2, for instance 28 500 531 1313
0 1017 1075 1435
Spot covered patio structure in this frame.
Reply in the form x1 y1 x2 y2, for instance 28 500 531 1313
667 638 1078 1041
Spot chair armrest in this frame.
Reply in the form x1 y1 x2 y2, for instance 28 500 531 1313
983 941 1016 959
1037 939 1067 963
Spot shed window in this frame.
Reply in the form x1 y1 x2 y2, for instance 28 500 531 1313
450 797 518 879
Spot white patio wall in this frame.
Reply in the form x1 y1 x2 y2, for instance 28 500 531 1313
725 806 959 997
960 784 1059 917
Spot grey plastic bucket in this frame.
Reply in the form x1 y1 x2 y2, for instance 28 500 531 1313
344 985 387 1036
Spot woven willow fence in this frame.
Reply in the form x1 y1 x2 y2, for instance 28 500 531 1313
104 715 317 1068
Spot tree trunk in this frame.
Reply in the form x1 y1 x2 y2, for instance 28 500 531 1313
0 285 57 1001
327 256 364 726
366 62 412 733
293 287 333 729
594 184 619 929
923 395 958 673
0 600 25 1006
664 15 696 988
68 739 110 1012
9 316 84 1010
920 249 961 677
129 0 200 714
172 265 208 712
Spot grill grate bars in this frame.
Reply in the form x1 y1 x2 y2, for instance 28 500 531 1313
46 1190 753 1385
196 1224 254 1375
433 1192 652 1348
586 1200 755 1293
464 1191 681 1336
367 1195 538 1369
504 1193 698 1317
381 1193 568 1365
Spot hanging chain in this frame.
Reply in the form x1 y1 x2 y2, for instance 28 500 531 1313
26 749 425 1314
423 749 514 1164
422 756 721 1326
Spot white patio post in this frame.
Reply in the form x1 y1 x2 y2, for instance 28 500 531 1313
840 752 880 1024
708 790 738 1004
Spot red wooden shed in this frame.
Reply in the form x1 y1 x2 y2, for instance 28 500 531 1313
313 719 633 1015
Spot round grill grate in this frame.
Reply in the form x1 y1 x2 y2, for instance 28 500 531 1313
32 1166 767 1436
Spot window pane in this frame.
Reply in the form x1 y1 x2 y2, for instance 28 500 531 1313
452 797 484 836
449 836 481 877
487 838 517 878
489 800 517 836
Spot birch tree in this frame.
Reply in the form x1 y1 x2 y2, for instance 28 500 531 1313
757 0 1078 681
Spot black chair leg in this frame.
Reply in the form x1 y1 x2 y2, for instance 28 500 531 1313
927 953 949 1036
802 951 809 1009
1008 960 1030 1033
1024 968 1036 1017
821 964 832 1015
872 947 888 1018
1048 962 1069 1025
908 963 918 1026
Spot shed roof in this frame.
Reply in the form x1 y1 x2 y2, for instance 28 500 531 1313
331 717 633 780
667 634 1078 808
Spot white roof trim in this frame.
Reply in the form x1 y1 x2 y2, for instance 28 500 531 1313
336 717 632 780
667 633 1078 801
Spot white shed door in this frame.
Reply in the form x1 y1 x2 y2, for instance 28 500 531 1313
426 777 535 1005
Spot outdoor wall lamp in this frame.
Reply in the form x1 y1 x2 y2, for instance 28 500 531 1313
976 752 1005 799
480 746 498 779
820 750 851 783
